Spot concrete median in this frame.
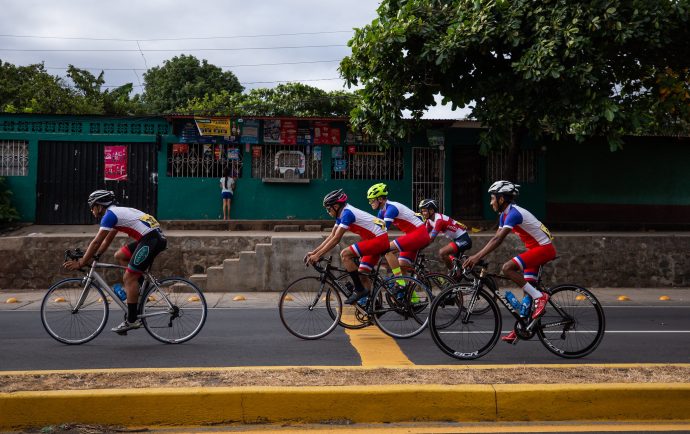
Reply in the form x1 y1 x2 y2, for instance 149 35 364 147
2 383 690 430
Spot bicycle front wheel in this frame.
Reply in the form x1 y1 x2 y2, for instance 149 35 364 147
279 276 341 339
40 278 108 345
536 284 605 358
141 277 207 344
429 284 501 360
372 276 433 339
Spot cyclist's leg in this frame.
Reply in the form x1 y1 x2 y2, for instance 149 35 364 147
439 242 458 269
344 235 389 303
123 232 167 321
446 232 472 269
114 241 136 266
390 225 431 280
504 244 556 319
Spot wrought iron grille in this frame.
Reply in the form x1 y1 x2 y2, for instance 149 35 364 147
167 143 243 178
0 140 29 176
251 144 321 180
412 147 445 212
331 145 403 180
487 149 537 183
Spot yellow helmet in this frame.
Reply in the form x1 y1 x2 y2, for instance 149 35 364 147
366 183 389 200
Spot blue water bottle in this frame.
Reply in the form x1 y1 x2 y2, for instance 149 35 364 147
505 291 521 311
519 294 533 317
113 283 127 301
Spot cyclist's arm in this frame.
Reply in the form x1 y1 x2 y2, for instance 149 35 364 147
96 229 118 256
308 225 337 255
65 229 110 269
463 227 511 268
308 226 346 263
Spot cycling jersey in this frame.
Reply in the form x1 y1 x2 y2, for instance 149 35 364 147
425 213 468 240
336 204 386 239
378 201 423 233
499 204 552 249
100 205 161 241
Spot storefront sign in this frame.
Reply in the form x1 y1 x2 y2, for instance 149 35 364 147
241 119 260 144
104 145 127 181
194 117 232 136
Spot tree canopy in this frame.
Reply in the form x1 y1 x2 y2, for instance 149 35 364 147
141 54 244 114
341 0 690 162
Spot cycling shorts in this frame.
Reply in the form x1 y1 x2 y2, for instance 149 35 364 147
447 232 472 254
350 234 389 272
393 225 431 266
512 243 556 282
119 230 168 275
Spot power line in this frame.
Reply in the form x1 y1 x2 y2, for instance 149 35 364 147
0 44 347 52
99 77 344 88
0 30 354 42
42 59 342 71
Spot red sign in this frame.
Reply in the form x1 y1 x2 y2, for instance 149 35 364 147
104 145 127 181
172 143 189 154
313 121 330 145
280 120 298 145
347 145 357 155
252 146 262 157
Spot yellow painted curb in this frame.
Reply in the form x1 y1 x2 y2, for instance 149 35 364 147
233 295 246 301
617 295 630 301
2 384 690 430
5 297 18 304
659 295 671 301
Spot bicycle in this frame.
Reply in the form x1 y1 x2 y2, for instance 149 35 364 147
40 248 208 345
428 261 605 360
279 256 433 340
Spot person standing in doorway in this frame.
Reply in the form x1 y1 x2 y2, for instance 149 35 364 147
220 167 235 221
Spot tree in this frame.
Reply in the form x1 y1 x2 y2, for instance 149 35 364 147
340 0 690 179
65 66 142 115
0 60 78 114
179 82 357 117
142 54 244 113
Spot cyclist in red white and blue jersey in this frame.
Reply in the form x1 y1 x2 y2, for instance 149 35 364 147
306 189 389 304
463 181 556 344
64 190 167 334
366 183 431 285
418 198 472 271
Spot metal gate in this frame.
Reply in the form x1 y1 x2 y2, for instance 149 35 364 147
412 147 445 212
36 141 158 224
450 144 484 219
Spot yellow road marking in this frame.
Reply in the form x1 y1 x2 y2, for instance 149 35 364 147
344 319 413 366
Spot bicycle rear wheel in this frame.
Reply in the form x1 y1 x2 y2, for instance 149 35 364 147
141 277 207 344
536 284 605 358
329 275 370 330
423 272 461 329
40 278 108 345
372 276 432 339
429 284 501 360
279 276 341 339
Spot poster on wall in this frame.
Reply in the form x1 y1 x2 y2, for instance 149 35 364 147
297 123 313 144
194 117 232 136
240 119 260 144
333 159 347 172
104 145 127 181
172 143 189 155
280 120 298 144
313 121 330 144
331 146 343 159
227 147 240 160
313 146 322 161
252 145 262 158
264 119 281 143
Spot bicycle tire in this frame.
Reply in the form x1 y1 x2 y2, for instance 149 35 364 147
536 284 605 358
141 277 207 344
372 275 433 339
429 283 501 360
328 276 370 330
40 278 108 345
279 276 341 340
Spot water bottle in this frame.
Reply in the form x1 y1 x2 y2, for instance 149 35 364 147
113 283 127 301
520 295 533 317
505 291 521 311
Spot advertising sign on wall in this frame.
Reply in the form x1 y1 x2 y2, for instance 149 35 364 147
194 117 232 136
104 145 127 181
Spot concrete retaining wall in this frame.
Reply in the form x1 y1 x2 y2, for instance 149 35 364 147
1 232 688 290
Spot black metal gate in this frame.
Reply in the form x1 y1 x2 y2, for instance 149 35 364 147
36 141 158 224
450 144 484 219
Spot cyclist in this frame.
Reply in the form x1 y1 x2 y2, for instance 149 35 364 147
367 183 431 288
64 190 168 334
305 189 389 304
418 198 472 272
463 181 555 344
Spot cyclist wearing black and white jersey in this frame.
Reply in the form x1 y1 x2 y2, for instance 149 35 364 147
64 190 167 334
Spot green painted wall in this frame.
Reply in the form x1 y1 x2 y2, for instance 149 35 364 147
546 136 690 205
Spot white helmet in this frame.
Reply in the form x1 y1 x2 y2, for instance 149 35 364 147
488 180 520 196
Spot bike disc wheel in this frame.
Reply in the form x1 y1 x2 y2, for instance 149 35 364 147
372 276 432 339
141 277 207 344
279 276 341 339
429 284 501 360
536 284 606 358
40 278 108 345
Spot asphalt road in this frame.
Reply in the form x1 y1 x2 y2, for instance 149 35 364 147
1 304 689 370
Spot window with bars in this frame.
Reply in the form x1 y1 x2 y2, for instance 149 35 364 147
251 144 321 182
0 140 29 176
331 145 404 180
167 143 243 178
412 147 445 212
487 149 537 183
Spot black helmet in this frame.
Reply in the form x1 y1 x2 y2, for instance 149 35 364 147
88 190 115 208
323 189 348 207
418 198 438 212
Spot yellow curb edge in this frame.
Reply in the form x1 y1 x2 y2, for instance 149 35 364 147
2 383 690 430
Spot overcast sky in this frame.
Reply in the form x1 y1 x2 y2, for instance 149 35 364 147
0 0 470 119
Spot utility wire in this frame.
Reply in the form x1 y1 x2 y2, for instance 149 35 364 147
42 59 342 71
0 30 354 42
0 44 347 52
100 77 344 88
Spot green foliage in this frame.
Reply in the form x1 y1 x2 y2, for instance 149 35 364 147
341 0 690 151
142 54 244 114
0 177 19 225
179 82 358 117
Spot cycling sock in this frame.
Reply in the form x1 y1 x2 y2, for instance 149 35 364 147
522 282 543 299
348 271 365 292
392 267 405 286
127 303 138 323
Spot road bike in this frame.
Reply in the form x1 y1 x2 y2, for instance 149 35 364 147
40 248 208 345
428 261 605 360
279 256 432 340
